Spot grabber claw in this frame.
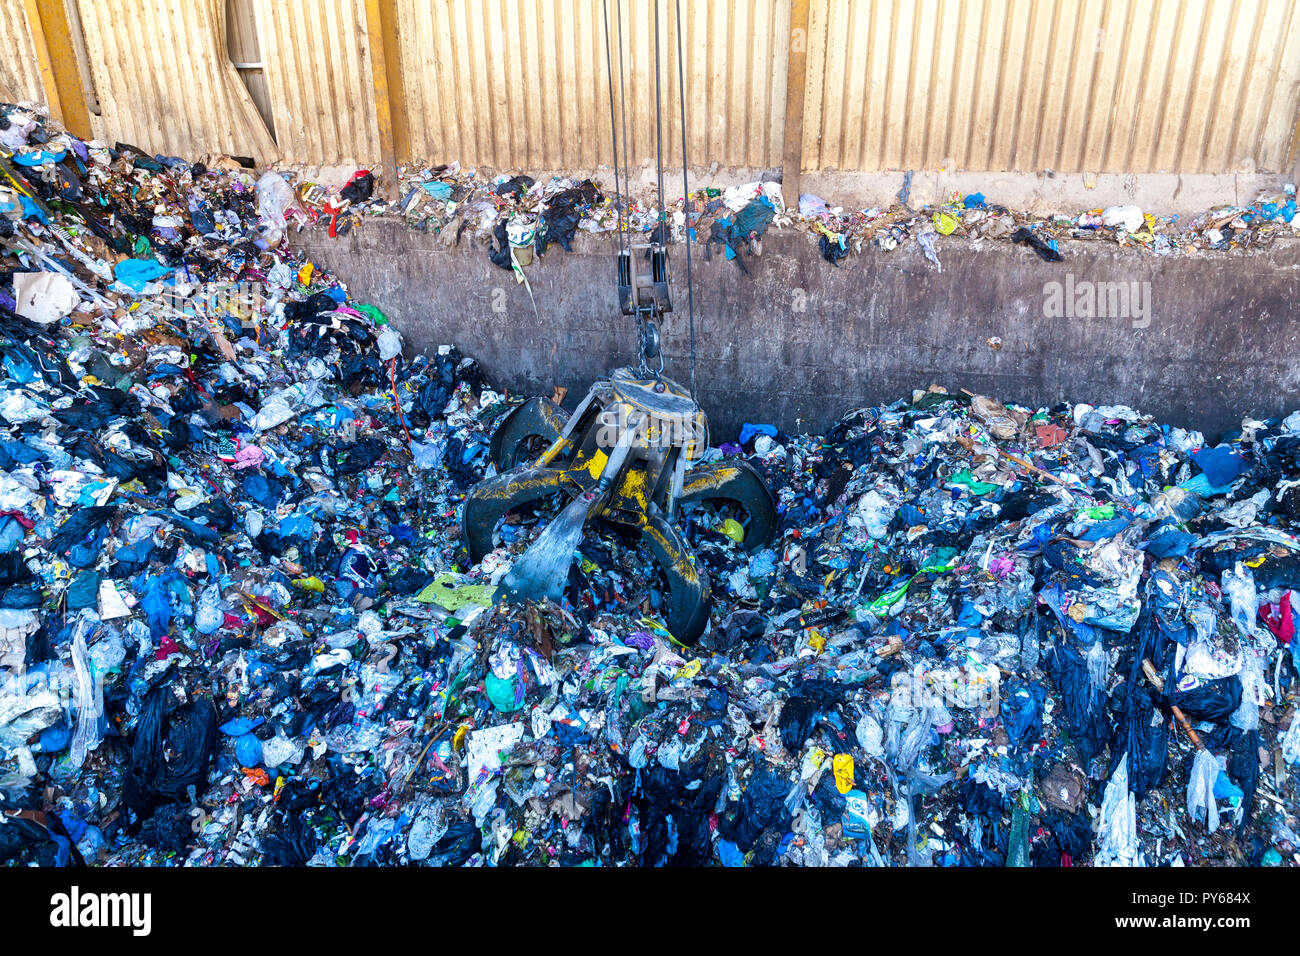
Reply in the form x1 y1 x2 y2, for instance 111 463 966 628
461 466 573 562
678 459 777 551
639 510 712 644
488 397 570 471
462 367 775 646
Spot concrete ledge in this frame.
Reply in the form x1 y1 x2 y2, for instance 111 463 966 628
292 219 1300 442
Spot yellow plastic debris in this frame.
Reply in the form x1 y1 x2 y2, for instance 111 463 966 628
719 518 745 543
833 753 855 793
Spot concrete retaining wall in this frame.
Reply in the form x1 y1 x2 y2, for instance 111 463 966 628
293 220 1300 442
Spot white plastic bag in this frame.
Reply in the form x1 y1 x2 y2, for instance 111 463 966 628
376 326 404 362
256 171 295 245
1231 650 1265 731
69 616 102 768
1186 748 1221 833
1102 205 1144 232
855 713 885 759
14 272 79 324
1095 754 1144 866
250 380 325 432
850 489 897 540
1221 561 1259 637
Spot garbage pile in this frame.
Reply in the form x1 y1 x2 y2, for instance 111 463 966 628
280 153 1298 275
277 162 612 269
795 184 1300 267
0 106 1298 867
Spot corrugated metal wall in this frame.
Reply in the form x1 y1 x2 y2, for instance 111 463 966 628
0 0 45 106
255 0 379 165
0 0 1296 175
805 0 1300 173
75 0 276 161
397 0 789 170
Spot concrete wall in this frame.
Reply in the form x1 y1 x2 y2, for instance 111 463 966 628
293 219 1300 443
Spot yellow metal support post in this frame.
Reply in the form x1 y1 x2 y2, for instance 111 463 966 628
363 0 409 201
22 0 92 139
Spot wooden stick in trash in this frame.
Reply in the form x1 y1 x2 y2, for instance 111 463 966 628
1142 658 1204 751
953 392 1085 493
996 445 1097 501
402 719 448 791
998 449 1074 488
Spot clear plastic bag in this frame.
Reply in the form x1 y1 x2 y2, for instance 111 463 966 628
255 171 295 245
68 615 102 768
1281 716 1300 766
1096 754 1144 866
1186 748 1221 833
1086 638 1109 693
1222 561 1259 637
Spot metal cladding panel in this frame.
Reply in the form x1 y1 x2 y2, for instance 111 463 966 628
0 0 1295 175
74 0 276 161
255 0 379 165
0 0 44 107
803 0 1300 174
396 0 789 172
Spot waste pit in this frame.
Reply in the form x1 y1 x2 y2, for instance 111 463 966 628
0 104 1298 869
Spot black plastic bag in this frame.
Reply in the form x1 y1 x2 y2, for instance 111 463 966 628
136 802 194 851
428 819 481 866
334 436 387 476
495 174 534 197
1120 680 1171 796
487 218 513 271
1042 808 1094 863
777 680 842 752
124 687 218 816
719 764 792 852
779 695 821 752
1011 226 1064 262
713 609 764 653
1044 630 1110 763
1170 675 1242 724
260 813 319 866
0 551 31 586
49 505 116 554
536 180 599 255
959 778 1007 816
0 803 80 866
340 171 375 204
820 233 849 264
635 759 723 866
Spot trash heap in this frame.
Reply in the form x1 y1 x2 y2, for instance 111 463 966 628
282 162 611 267
795 185 1300 267
280 152 1298 274
0 106 1298 867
